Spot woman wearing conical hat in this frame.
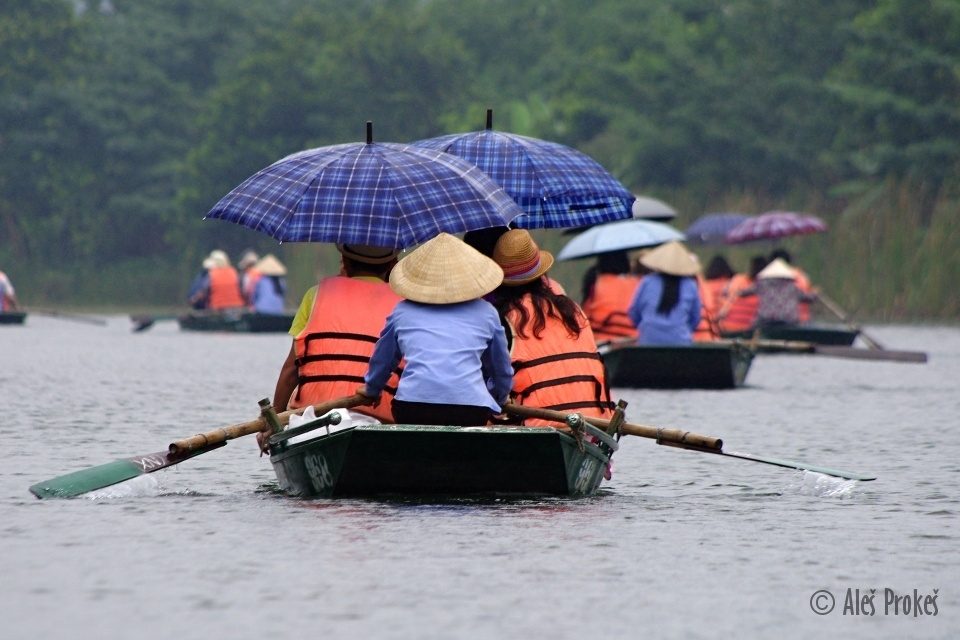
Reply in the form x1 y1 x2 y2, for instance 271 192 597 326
627 241 702 345
357 233 513 426
736 257 819 327
249 254 287 314
490 230 614 428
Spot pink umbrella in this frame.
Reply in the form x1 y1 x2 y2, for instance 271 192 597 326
724 210 827 244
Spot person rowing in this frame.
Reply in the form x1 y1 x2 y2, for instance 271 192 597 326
490 229 614 427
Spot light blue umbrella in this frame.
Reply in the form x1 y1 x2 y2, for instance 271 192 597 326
557 218 685 260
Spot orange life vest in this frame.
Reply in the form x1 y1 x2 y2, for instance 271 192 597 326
795 268 812 323
719 273 758 332
242 268 263 306
692 275 719 342
582 273 641 342
507 295 614 427
208 266 245 309
292 277 401 422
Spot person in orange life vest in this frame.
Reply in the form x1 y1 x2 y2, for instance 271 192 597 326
237 249 262 307
769 248 813 322
490 230 614 428
738 258 819 327
716 255 767 332
693 254 734 342
357 233 513 427
190 250 245 310
581 250 642 342
268 243 401 438
0 270 20 311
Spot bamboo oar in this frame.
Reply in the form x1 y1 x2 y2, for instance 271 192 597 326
817 293 885 351
27 308 108 326
720 338 927 363
129 313 181 332
29 394 368 499
503 404 876 481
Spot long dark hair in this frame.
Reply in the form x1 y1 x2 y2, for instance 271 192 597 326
495 277 584 340
656 274 681 315
705 255 734 280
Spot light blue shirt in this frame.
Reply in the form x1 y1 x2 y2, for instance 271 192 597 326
628 273 702 345
365 299 514 412
252 276 286 314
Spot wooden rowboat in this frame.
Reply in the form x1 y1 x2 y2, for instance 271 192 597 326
721 323 858 348
601 342 755 389
177 309 294 333
0 311 27 325
268 415 618 498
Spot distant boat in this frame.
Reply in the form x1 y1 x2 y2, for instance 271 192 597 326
0 311 27 326
601 342 755 389
720 323 858 349
177 309 294 333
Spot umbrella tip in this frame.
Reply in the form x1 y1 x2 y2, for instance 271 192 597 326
485 109 493 130
366 121 373 144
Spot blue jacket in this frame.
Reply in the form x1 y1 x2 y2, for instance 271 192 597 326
628 273 702 345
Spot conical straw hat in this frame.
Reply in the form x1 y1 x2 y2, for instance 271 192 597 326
207 249 230 268
639 241 699 277
492 229 554 286
254 254 287 276
757 257 797 280
389 233 503 304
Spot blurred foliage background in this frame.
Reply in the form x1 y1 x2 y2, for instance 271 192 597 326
1 0 957 319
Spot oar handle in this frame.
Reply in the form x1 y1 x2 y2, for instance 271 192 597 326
817 293 885 351
168 394 369 454
502 403 723 451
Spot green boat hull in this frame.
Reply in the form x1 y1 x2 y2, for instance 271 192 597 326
269 423 616 498
0 311 27 325
601 342 754 389
721 323 858 347
177 310 293 333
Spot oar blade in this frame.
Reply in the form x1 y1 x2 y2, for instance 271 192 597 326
29 459 147 499
814 345 927 363
720 450 876 481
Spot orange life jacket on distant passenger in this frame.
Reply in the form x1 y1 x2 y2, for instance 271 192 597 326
794 268 812 323
242 268 263 306
719 273 758 332
692 275 719 342
208 266 246 309
582 273 641 342
292 277 401 422
507 295 615 427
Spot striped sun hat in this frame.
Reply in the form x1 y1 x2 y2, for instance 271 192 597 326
492 229 555 286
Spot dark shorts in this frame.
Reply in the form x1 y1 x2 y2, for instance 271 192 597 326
391 399 492 426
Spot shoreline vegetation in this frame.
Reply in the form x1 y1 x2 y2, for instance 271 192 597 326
3 1 958 321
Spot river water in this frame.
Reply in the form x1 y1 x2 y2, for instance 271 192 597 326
1 316 956 639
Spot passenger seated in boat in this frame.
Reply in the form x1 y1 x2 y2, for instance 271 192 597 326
716 255 766 332
0 270 19 311
490 230 614 427
188 250 246 311
237 250 261 307
270 243 401 426
581 250 641 343
357 233 513 427
250 254 287 314
627 241 702 345
768 248 814 322
737 258 818 327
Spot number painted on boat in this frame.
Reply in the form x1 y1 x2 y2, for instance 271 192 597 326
304 453 333 492
573 459 598 494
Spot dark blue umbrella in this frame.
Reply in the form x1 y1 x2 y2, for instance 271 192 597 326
206 123 523 249
411 110 634 229
684 212 752 245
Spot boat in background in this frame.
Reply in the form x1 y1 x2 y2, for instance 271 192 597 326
721 323 858 349
0 311 27 325
177 309 294 333
601 342 755 389
268 418 618 498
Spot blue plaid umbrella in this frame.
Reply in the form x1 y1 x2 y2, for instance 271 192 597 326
411 110 634 229
205 124 523 249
